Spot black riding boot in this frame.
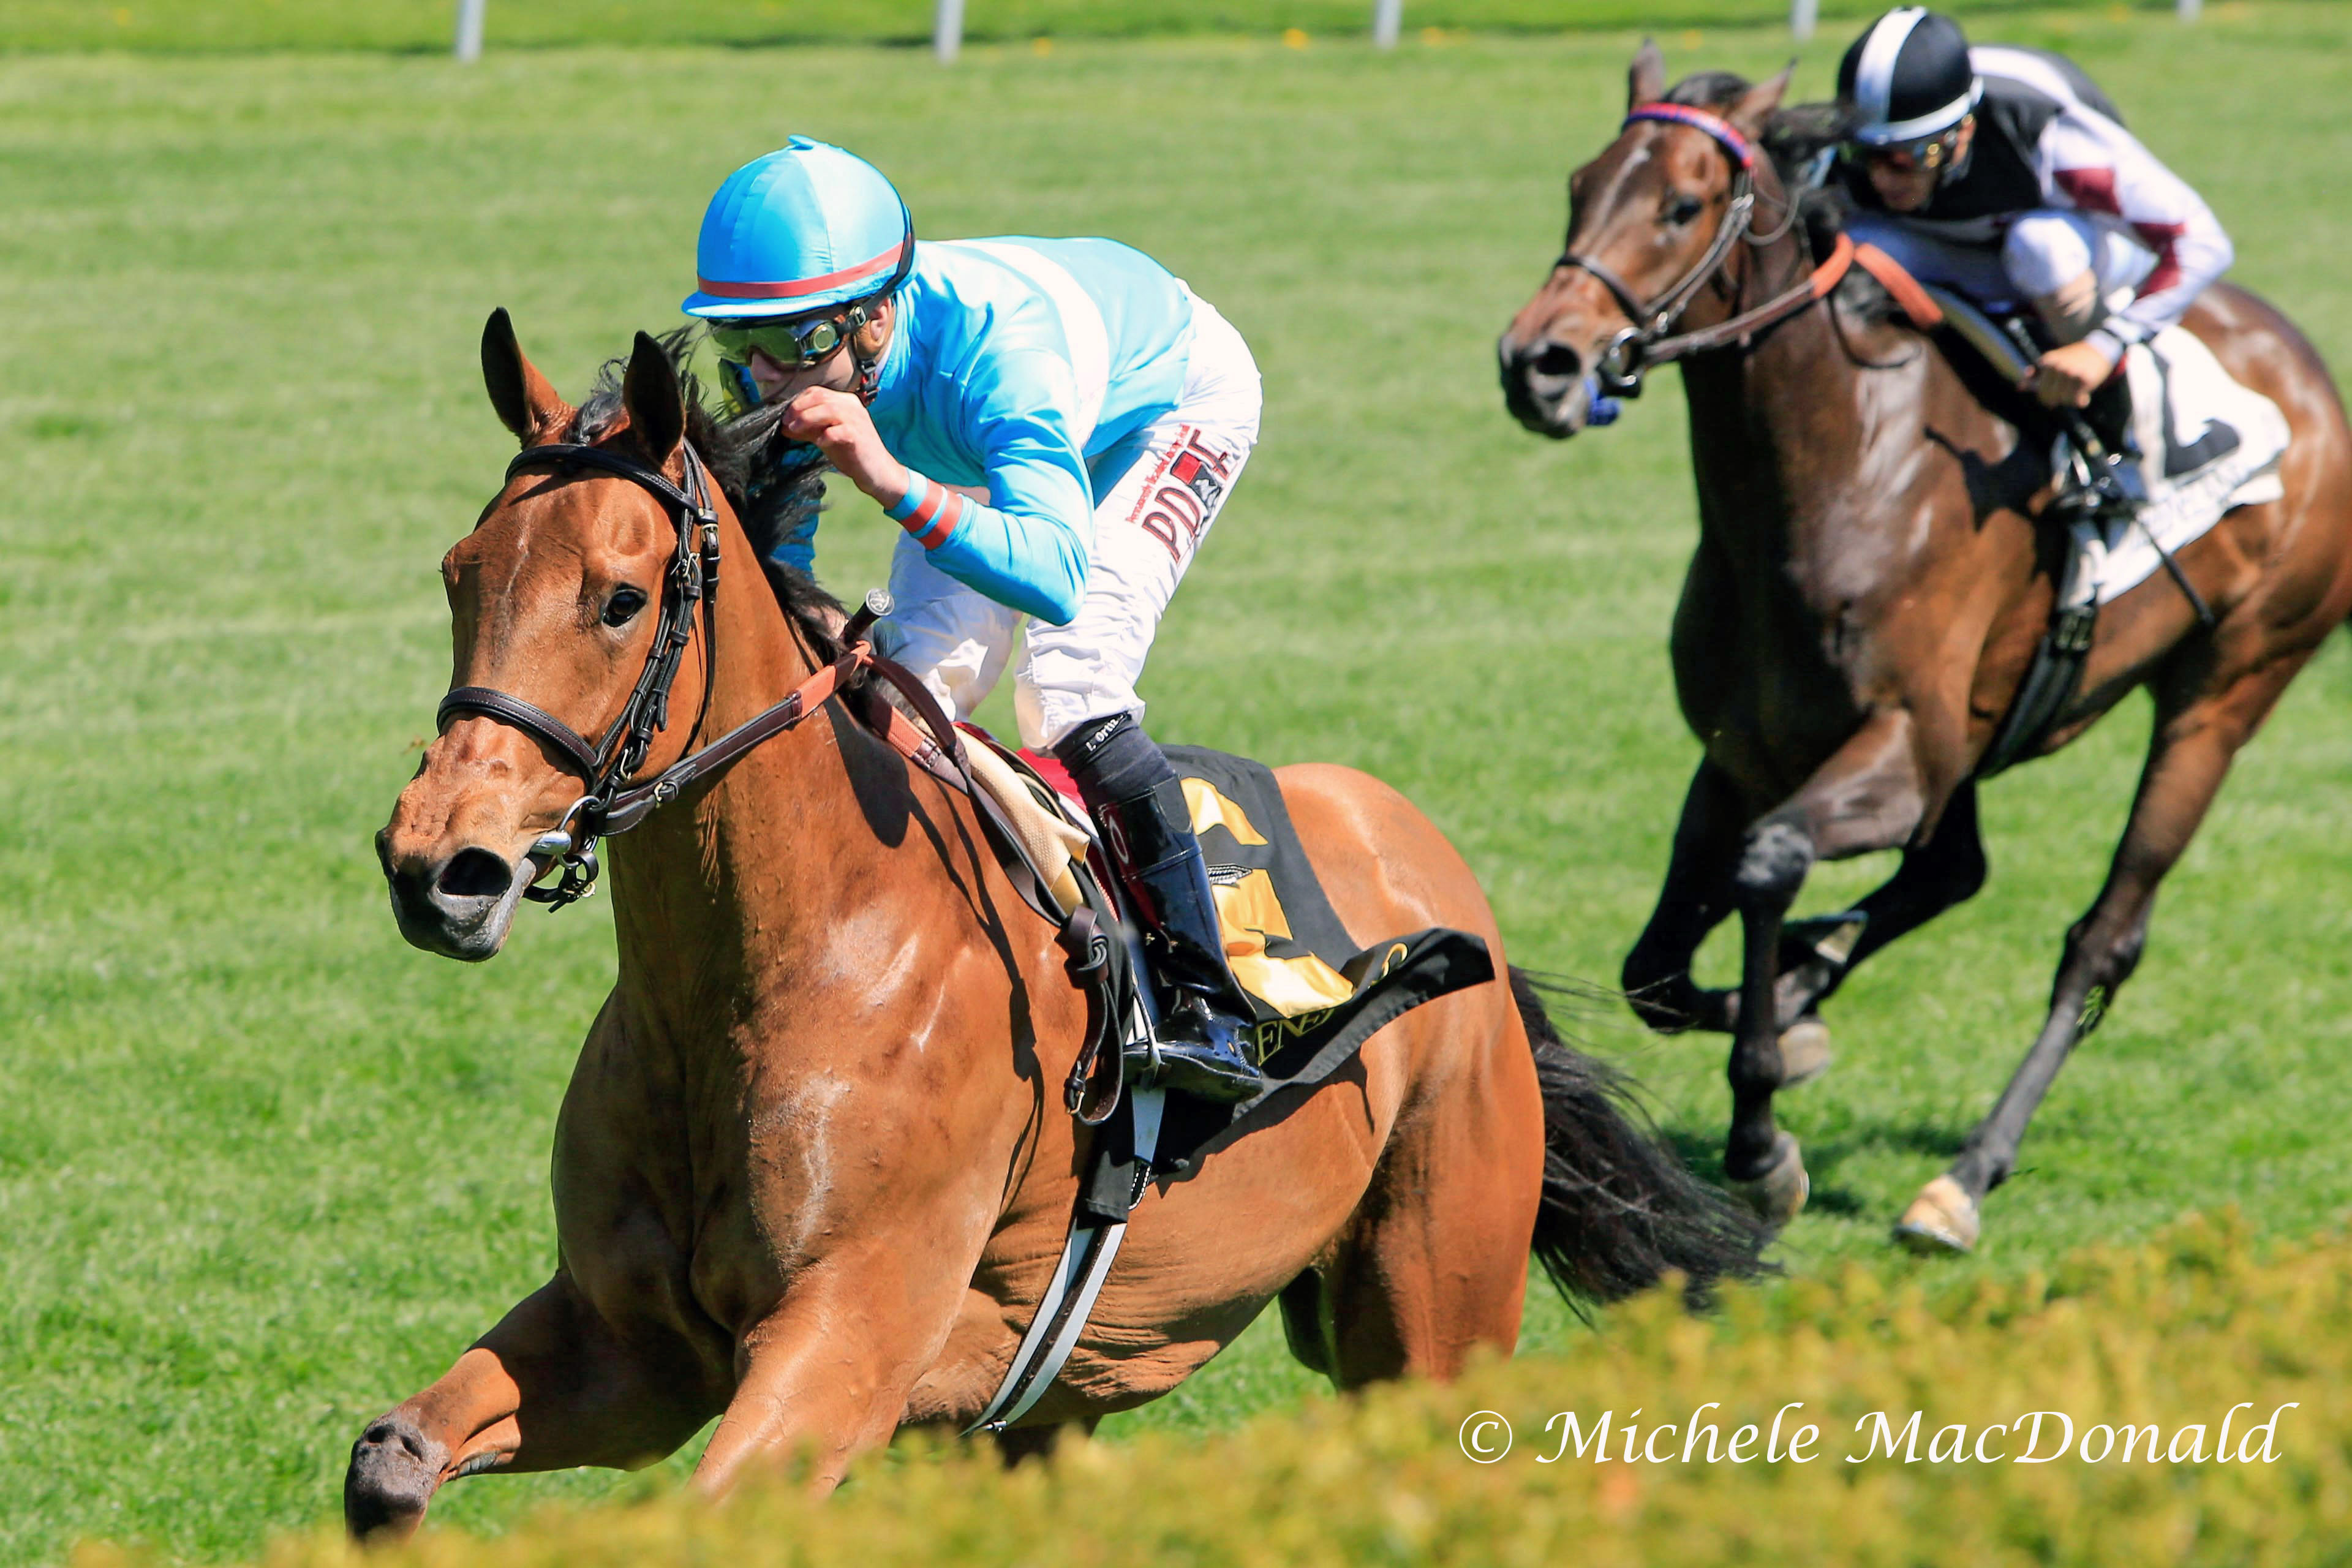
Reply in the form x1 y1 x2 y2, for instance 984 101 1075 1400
1057 714 1264 1104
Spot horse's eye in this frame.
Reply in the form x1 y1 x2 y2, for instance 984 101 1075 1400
1667 195 1705 226
602 587 649 627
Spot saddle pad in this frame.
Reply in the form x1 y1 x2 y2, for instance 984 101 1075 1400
1025 744 1494 1191
2088 325 2290 606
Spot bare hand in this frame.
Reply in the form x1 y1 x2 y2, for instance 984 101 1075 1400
780 388 908 507
2027 340 2118 409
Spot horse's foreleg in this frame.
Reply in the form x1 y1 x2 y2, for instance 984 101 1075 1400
1776 780 1991 1020
691 1259 964 1499
1901 663 2294 1253
344 1272 717 1544
1727 710 1927 1222
1623 760 1746 1033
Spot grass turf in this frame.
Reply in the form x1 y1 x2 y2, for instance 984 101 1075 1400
2 6 2350 1563
1 0 2295 53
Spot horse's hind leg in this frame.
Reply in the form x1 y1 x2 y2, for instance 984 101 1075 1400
1318 997 1545 1388
1898 659 2305 1254
345 1272 718 1544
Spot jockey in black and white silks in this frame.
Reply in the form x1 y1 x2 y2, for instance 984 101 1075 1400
1834 7 2234 426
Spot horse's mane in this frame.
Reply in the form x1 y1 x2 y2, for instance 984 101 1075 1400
570 330 847 662
1657 71 1908 330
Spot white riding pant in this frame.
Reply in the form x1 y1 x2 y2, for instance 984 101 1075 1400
876 296 1262 750
1845 208 2157 342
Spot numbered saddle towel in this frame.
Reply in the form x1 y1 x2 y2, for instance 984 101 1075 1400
2081 325 2290 606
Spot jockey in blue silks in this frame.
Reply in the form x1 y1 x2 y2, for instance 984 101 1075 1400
684 138 1266 1104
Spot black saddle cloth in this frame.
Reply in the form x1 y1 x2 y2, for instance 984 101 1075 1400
1078 747 1494 1219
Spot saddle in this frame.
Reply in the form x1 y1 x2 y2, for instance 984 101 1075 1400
958 726 1493 1144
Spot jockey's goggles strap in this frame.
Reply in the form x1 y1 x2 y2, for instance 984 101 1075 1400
1624 103 1757 172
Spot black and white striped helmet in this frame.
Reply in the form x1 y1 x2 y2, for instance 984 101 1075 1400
1837 8 1981 147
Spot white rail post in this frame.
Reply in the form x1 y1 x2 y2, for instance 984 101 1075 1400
1373 0 1404 49
2178 0 2201 19
935 0 965 62
1790 0 1819 42
453 0 486 61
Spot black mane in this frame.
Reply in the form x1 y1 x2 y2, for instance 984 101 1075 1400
570 330 846 661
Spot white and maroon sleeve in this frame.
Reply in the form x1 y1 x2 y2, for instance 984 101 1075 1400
2037 108 2233 363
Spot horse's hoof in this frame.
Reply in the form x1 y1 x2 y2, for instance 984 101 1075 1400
1776 1016 1834 1087
345 1412 445 1544
1894 1175 1980 1254
1727 1132 1808 1227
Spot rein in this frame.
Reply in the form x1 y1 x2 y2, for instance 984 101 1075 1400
1561 103 1853 394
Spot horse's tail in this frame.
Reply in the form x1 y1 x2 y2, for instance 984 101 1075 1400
1512 966 1773 1307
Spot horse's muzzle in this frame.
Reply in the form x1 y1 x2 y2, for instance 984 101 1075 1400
1497 334 1593 439
376 829 532 962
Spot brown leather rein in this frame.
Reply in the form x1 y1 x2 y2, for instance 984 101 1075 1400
1561 103 1855 394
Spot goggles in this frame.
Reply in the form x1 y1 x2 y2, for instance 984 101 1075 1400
1856 121 1966 175
706 301 871 372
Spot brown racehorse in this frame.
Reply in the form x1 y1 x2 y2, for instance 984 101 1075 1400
345 316 1765 1540
1496 49 2352 1250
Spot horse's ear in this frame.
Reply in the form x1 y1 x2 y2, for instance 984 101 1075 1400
1627 37 1665 110
481 307 567 445
621 330 685 465
1728 61 1795 137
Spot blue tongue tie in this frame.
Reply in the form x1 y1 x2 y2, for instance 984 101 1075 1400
1584 376 1623 428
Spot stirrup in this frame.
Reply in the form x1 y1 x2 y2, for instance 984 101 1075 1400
1126 997 1262 1104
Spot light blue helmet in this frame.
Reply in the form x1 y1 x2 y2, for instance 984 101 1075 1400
682 137 914 320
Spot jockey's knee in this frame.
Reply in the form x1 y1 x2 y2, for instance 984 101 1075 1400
2004 211 2103 341
2005 210 2155 345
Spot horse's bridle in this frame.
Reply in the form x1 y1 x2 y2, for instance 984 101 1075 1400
434 435 998 912
1559 102 1848 398
437 441 726 907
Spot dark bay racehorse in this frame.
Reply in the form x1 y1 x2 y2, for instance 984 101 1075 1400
345 315 1763 1540
1496 48 2352 1250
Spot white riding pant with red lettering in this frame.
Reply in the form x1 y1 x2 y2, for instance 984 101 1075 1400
875 296 1261 750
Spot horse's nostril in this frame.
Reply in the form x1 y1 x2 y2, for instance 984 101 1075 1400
1531 344 1583 380
437 847 514 901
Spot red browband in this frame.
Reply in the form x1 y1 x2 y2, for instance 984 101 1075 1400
1624 103 1757 172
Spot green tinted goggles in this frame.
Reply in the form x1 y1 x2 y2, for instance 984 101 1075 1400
706 303 869 371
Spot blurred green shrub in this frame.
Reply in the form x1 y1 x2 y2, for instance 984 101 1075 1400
88 1212 2352 1568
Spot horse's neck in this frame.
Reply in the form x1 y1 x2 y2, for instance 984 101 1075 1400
1677 236 1896 564
605 530 897 1042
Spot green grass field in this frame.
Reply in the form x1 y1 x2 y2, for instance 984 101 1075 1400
4 5 2350 1564
0 0 2279 53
